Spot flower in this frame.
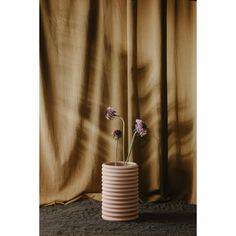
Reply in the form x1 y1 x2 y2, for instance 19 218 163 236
105 106 148 165
105 107 117 120
112 130 122 140
134 119 147 137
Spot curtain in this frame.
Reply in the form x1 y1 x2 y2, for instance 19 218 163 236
40 0 196 205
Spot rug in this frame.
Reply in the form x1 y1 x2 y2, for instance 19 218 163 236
40 199 196 236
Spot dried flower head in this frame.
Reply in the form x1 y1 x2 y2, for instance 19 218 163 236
105 107 117 120
134 119 147 137
112 130 122 140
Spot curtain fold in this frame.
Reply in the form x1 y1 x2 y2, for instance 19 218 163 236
40 0 196 205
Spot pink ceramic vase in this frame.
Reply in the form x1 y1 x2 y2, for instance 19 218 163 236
102 161 139 221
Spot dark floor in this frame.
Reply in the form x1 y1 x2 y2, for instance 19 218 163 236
40 199 196 236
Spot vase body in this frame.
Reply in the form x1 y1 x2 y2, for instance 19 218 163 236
102 161 139 221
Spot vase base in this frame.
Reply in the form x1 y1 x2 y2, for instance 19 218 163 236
102 214 139 221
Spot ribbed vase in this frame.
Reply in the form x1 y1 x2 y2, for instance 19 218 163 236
102 161 139 221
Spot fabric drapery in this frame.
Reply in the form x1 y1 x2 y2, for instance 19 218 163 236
40 0 196 205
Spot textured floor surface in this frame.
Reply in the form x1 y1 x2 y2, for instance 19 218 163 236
40 199 196 236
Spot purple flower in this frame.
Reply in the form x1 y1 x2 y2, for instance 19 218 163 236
134 119 147 137
112 130 122 140
105 107 117 120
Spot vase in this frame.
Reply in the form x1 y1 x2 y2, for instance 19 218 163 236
102 161 139 221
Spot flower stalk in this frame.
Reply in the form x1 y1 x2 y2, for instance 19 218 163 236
125 131 137 164
112 129 122 165
117 116 125 163
115 140 118 166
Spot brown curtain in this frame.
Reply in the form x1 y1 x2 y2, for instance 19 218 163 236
40 0 196 205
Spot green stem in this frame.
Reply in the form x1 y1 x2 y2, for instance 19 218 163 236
117 116 125 164
115 140 118 166
126 131 137 164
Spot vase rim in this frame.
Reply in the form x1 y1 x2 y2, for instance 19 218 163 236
103 161 138 168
